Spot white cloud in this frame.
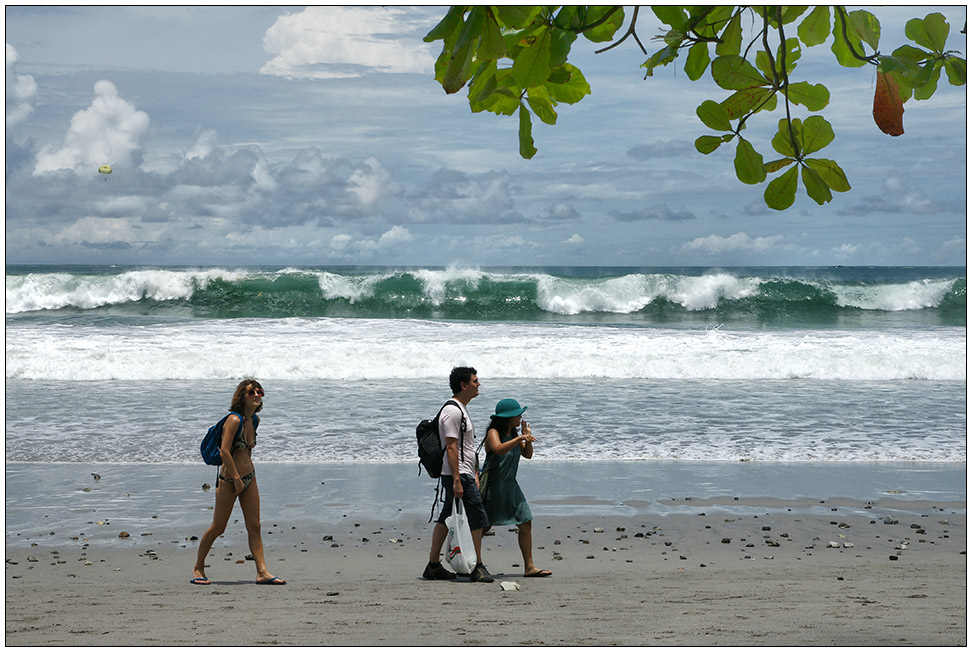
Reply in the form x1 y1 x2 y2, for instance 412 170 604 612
6 43 37 128
34 80 150 175
936 237 965 259
93 195 149 216
250 156 278 193
681 232 783 254
831 243 859 259
564 234 585 246
51 216 154 246
348 157 390 206
260 6 435 79
185 129 219 160
378 225 413 248
331 234 352 250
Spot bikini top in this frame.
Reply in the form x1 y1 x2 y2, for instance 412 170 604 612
230 412 259 452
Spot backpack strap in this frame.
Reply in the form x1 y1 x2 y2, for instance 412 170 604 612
442 399 467 464
428 476 441 523
427 400 468 522
216 412 249 485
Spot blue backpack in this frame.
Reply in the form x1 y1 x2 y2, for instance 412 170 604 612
201 412 258 465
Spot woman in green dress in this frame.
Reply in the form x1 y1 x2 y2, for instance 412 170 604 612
481 398 552 578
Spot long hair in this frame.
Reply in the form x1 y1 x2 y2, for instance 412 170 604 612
230 379 263 415
487 415 519 439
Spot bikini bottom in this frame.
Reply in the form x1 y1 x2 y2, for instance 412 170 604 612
217 470 255 492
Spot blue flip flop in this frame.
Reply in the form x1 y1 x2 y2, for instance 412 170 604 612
256 576 286 585
189 577 211 585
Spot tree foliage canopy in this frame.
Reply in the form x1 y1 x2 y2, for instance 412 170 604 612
425 6 966 210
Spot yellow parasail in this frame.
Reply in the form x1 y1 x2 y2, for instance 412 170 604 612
98 165 112 178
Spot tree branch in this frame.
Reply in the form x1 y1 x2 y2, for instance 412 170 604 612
835 6 879 64
565 5 624 35
595 6 647 55
760 9 799 159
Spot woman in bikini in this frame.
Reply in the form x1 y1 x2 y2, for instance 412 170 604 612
191 379 286 586
480 398 552 578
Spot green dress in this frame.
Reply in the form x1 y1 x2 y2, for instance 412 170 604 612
482 431 532 526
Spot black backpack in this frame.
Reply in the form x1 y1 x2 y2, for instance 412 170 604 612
415 399 466 479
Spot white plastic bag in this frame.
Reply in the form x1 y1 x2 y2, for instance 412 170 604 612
444 498 477 575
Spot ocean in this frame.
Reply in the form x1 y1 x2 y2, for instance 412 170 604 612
4 265 967 541
5 265 966 464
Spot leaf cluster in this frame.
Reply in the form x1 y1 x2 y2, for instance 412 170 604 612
425 6 966 210
426 6 621 157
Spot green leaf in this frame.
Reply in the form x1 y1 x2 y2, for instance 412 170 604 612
518 104 537 159
695 135 724 155
443 40 476 94
549 28 578 67
780 6 809 25
798 6 830 47
771 118 802 157
652 6 686 29
778 37 803 75
804 158 851 192
800 115 834 155
691 6 733 39
715 12 742 56
526 86 558 125
684 42 710 81
754 50 772 80
663 28 687 47
847 10 881 51
468 61 498 105
734 138 766 185
512 29 552 89
913 64 942 100
442 7 487 93
906 13 950 53
876 55 909 75
696 100 732 131
765 158 796 174
425 5 465 42
764 166 799 210
711 56 768 90
892 44 932 65
801 165 833 205
786 81 830 111
831 13 868 68
642 45 678 76
945 57 967 86
555 5 584 31
546 64 591 104
476 68 521 116
454 6 486 52
581 6 625 43
495 6 540 30
721 87 775 120
477 8 507 61
885 45 930 89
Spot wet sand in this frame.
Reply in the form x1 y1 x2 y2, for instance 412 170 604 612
6 496 966 646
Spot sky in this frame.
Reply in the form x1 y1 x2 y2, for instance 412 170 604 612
4 5 967 267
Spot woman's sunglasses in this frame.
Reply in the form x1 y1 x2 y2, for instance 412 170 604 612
246 388 265 397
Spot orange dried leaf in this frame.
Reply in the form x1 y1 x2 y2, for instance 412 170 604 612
873 72 904 136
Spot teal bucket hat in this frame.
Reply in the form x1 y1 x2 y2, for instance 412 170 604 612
492 398 527 418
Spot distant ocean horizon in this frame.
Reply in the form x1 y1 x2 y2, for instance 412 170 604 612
5 264 966 465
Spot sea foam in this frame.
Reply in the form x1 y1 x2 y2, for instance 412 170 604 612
5 317 965 382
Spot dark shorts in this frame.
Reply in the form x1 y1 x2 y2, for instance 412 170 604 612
435 474 490 531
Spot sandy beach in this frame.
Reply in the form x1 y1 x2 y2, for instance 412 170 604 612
5 462 966 646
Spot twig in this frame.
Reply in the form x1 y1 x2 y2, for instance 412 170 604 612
596 6 647 55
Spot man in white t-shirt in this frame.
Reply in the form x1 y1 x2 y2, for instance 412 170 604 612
422 366 494 583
